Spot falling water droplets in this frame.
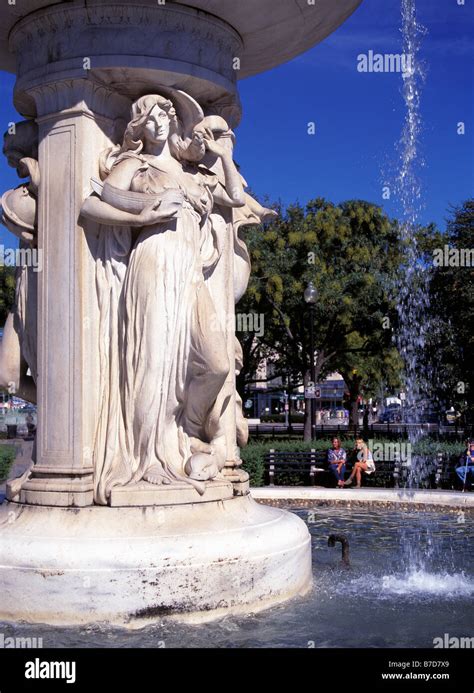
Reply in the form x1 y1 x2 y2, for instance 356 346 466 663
391 1 460 585
394 0 431 461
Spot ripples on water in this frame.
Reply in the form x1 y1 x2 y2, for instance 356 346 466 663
1 508 472 648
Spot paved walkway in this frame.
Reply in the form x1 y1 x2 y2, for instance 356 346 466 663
252 486 474 511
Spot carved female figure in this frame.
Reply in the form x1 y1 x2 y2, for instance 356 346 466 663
81 93 246 501
0 120 39 405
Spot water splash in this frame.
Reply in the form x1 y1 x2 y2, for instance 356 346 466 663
397 0 426 228
381 571 474 598
393 1 442 577
336 570 474 600
395 0 430 463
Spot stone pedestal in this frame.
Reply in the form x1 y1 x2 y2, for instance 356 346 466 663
0 496 312 626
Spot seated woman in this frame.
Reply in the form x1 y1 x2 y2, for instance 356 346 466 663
327 437 347 488
456 440 474 490
344 437 375 488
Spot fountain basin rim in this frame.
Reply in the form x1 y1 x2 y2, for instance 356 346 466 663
0 0 363 77
253 487 474 514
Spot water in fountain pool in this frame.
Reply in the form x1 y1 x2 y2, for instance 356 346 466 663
1 508 472 648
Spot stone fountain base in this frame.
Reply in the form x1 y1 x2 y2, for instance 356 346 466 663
0 495 312 626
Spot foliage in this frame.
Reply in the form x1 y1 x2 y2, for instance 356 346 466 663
237 198 405 436
0 445 16 481
259 413 304 423
426 200 474 423
0 265 15 326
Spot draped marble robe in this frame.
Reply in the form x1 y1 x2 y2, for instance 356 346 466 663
91 154 229 503
201 121 271 460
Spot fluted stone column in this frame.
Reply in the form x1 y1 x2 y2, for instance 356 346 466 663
14 80 129 505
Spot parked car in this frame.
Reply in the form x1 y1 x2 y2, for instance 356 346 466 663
378 405 402 424
20 405 36 413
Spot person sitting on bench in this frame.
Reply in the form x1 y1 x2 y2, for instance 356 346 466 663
344 438 375 488
327 437 347 488
456 440 474 490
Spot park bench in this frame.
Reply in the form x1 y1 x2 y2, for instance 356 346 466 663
364 453 472 490
435 452 470 490
262 449 470 490
362 459 405 488
263 450 407 488
264 449 327 486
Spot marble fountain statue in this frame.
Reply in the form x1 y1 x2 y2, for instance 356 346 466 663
0 0 361 625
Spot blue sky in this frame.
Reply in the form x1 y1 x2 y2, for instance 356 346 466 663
1 0 473 248
235 0 473 230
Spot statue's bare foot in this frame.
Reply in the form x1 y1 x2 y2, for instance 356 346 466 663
143 466 172 485
189 438 213 455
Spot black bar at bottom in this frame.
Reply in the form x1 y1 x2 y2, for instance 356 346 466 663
0 647 471 691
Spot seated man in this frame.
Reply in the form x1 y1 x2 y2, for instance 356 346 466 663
456 440 474 490
327 437 347 488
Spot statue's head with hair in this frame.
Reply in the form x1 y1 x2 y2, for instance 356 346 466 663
100 93 207 180
123 94 181 156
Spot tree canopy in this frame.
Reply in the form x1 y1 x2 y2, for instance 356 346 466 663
426 199 474 424
236 197 404 437
0 265 15 326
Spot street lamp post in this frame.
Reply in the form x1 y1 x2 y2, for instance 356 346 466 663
304 281 317 440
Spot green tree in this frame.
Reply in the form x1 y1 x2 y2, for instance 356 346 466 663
237 198 404 439
0 265 15 326
339 343 403 428
427 200 474 424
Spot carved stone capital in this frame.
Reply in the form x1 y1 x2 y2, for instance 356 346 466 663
10 1 242 125
16 76 130 123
